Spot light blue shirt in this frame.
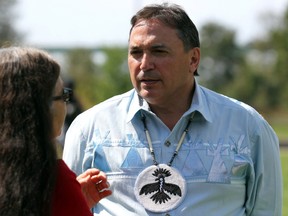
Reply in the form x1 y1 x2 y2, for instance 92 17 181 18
63 82 282 216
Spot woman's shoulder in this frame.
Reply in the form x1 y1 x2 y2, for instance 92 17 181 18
51 159 92 216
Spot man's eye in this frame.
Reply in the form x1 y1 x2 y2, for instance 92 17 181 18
153 49 167 55
129 50 142 55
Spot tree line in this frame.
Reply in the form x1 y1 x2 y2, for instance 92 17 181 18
1 1 288 113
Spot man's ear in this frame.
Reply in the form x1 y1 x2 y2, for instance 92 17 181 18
189 47 200 74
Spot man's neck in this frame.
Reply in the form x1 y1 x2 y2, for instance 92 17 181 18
149 89 194 130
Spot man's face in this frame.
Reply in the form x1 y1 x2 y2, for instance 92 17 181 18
128 19 198 107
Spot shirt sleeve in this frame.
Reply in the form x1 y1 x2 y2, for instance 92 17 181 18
63 116 87 176
246 117 282 216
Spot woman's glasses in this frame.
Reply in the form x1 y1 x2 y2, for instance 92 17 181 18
52 88 73 103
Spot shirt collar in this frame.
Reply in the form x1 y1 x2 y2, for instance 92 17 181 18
126 90 148 122
126 80 212 123
187 80 212 123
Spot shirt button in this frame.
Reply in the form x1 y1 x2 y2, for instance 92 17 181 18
165 141 171 147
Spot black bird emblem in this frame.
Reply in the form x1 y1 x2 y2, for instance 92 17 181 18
139 168 182 204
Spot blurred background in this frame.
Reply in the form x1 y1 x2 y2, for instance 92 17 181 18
1 0 287 212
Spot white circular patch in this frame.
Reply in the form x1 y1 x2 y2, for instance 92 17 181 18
134 164 186 213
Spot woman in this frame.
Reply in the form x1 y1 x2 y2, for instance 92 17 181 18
0 47 111 216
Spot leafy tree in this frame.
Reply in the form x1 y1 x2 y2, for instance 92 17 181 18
242 5 288 109
0 0 22 46
64 48 100 109
65 47 131 109
268 6 288 108
198 22 244 91
96 46 132 102
198 10 288 111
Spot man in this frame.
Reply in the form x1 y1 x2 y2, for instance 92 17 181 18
63 3 282 215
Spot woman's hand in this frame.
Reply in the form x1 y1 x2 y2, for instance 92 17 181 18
77 168 112 208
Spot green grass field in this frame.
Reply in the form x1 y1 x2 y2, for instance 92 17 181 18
281 149 288 215
266 112 288 145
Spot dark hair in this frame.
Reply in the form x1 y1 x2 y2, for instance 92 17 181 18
0 47 60 215
129 3 200 75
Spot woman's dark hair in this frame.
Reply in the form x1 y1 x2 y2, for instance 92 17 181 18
0 47 60 215
129 3 200 75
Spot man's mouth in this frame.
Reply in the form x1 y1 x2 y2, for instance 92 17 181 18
141 79 158 84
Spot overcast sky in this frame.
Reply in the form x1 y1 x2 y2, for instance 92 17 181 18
15 0 288 47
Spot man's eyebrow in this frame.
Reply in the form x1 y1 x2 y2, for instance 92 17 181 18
129 45 140 49
151 44 167 49
128 44 169 51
